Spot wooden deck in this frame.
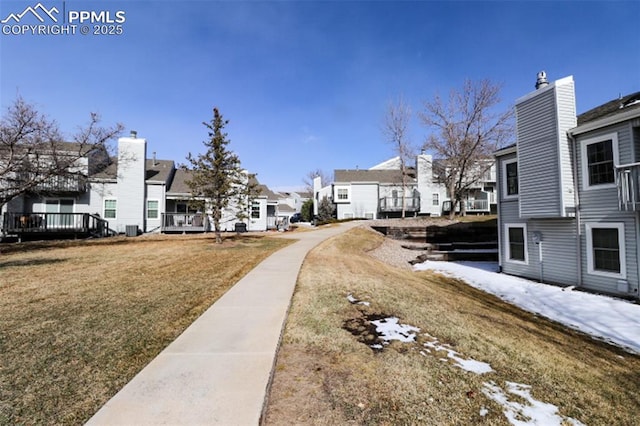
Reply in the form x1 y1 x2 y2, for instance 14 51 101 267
1 212 111 241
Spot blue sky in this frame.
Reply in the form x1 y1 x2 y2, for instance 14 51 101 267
1 1 639 191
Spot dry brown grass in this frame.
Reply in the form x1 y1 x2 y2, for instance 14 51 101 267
0 233 291 425
264 227 640 425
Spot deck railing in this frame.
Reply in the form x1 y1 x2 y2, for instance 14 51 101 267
161 213 209 232
32 175 89 193
1 212 110 237
443 199 490 213
379 196 421 212
616 163 640 211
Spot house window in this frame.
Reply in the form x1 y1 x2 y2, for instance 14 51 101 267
432 193 439 206
147 200 159 219
586 223 626 278
104 199 116 219
337 188 349 201
502 159 518 198
505 224 527 263
251 201 260 219
581 133 618 190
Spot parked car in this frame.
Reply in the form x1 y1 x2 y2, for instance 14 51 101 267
290 213 303 223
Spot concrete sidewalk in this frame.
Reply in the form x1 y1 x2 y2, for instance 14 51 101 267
86 222 360 426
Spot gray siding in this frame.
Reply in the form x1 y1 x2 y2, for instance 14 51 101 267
555 81 577 215
498 152 578 286
516 80 577 218
576 123 633 217
575 122 639 295
578 216 639 295
517 88 561 217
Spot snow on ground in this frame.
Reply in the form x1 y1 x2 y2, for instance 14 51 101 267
345 293 585 425
413 260 640 355
482 382 585 426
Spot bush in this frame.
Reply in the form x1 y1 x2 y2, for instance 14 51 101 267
301 199 314 222
317 196 335 222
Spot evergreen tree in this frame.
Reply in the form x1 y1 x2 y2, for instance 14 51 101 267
185 107 249 243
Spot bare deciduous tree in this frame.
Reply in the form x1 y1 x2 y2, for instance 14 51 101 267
420 79 513 219
382 96 415 218
302 168 332 193
0 97 123 210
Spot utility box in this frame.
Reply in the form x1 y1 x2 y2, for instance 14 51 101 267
125 225 139 237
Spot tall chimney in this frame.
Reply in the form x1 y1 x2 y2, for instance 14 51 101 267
535 71 549 90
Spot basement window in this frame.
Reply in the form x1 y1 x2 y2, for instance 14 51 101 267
586 223 626 279
505 223 527 264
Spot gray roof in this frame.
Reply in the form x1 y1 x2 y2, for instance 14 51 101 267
256 184 279 201
145 159 175 183
577 91 640 126
90 158 118 180
334 169 413 184
90 157 175 184
167 168 192 195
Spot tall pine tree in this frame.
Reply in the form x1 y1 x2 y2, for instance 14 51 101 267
185 107 254 243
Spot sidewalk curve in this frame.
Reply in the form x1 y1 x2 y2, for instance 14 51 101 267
86 222 361 426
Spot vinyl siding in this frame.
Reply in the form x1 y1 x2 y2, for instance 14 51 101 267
555 81 577 215
145 184 165 232
578 216 639 295
575 122 639 295
516 79 576 218
576 123 632 217
517 89 561 217
116 137 147 233
338 183 379 219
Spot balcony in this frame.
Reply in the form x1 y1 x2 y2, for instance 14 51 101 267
32 175 88 194
379 196 421 212
616 163 640 211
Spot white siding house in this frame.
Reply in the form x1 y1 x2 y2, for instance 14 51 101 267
496 72 640 298
1 132 277 238
314 154 496 219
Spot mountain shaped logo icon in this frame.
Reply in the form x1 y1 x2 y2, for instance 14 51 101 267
1 3 59 24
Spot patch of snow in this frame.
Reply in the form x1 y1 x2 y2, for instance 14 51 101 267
423 339 493 374
414 260 640 354
346 293 370 306
370 317 419 343
479 407 489 417
482 381 585 426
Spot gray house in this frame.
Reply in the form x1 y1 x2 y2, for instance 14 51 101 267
495 72 640 298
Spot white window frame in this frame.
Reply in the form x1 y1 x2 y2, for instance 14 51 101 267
432 193 439 206
251 201 261 219
580 133 619 191
504 223 528 264
585 222 626 279
147 199 159 219
501 158 519 200
104 199 117 219
334 186 350 203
